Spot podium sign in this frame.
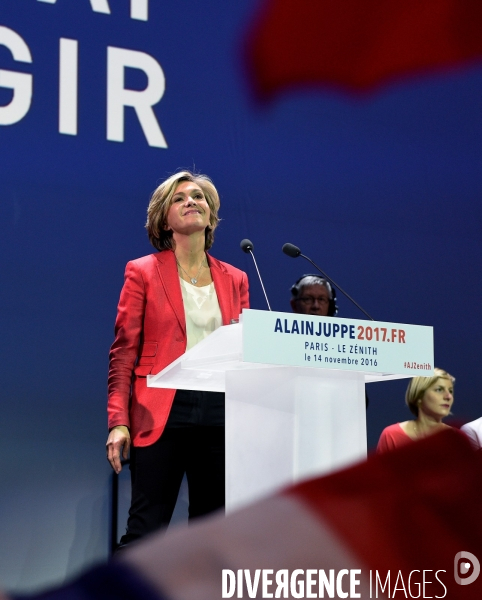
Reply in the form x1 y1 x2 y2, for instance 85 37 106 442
243 309 434 377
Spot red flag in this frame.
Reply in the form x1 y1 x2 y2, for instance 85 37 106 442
33 431 481 599
247 0 482 96
287 430 482 598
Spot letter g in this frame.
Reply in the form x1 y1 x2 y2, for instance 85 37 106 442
0 26 33 125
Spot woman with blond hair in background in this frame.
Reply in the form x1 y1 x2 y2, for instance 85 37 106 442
377 368 455 453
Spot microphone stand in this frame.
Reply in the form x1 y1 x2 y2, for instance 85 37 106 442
240 239 272 311
283 244 374 321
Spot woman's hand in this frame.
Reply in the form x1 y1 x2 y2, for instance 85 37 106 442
106 425 131 474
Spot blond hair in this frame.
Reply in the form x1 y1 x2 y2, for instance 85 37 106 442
146 171 220 251
405 368 455 417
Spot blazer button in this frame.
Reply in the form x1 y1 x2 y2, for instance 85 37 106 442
176 337 182 342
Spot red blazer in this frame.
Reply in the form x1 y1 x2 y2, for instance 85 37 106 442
107 250 250 447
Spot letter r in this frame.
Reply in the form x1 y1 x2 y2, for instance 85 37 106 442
107 46 167 148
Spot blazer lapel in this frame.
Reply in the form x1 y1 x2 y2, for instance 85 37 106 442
155 250 186 334
209 254 233 326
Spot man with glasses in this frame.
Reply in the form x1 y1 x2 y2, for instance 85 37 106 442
290 274 337 317
290 275 370 408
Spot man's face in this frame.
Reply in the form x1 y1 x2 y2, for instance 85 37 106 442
291 284 331 316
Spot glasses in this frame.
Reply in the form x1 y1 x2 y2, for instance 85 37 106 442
297 296 330 306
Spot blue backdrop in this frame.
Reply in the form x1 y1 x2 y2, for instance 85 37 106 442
1 0 481 592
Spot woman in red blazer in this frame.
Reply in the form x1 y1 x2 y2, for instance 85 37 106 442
106 171 249 546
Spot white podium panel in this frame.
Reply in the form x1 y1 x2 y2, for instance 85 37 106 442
225 366 366 511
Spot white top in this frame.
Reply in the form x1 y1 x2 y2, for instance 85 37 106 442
180 278 222 351
461 417 482 451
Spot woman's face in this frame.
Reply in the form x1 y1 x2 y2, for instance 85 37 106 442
419 377 454 420
165 181 211 236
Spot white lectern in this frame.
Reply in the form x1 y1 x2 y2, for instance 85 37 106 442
147 309 433 512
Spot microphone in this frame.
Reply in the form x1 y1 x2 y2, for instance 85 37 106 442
282 243 374 321
240 239 272 311
282 243 301 258
240 239 253 253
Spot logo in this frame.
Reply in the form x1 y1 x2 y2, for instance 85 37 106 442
454 551 480 585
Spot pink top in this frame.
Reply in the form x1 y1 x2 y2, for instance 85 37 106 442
377 422 467 454
376 423 413 454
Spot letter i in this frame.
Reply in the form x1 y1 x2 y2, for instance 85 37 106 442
59 38 78 135
237 569 243 598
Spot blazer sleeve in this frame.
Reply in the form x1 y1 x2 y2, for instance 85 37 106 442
107 261 146 430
